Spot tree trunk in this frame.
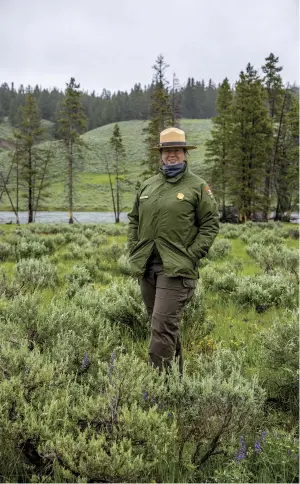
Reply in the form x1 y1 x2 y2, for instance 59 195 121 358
68 143 74 224
28 147 33 223
16 151 19 221
116 154 120 224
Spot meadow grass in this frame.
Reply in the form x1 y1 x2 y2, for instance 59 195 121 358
0 221 298 483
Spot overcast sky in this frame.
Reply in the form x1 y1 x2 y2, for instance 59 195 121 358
0 0 298 94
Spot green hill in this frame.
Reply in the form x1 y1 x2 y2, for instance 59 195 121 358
0 118 55 148
0 119 212 211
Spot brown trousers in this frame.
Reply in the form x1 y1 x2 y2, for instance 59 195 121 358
140 261 196 373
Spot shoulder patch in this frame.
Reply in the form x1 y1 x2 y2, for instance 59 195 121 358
204 185 214 198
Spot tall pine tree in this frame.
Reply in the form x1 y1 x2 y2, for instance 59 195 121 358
142 54 173 179
14 93 46 223
274 93 299 220
261 53 284 219
108 123 126 223
205 78 233 220
230 64 273 222
58 78 87 223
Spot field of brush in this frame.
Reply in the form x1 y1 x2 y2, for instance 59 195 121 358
0 119 212 211
0 221 298 483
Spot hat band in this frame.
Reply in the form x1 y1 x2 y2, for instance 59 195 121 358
160 141 186 147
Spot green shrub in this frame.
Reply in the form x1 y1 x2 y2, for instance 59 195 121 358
257 311 299 416
288 227 299 239
65 265 92 287
101 243 124 262
213 429 299 483
281 247 299 281
14 240 50 260
220 225 241 239
90 234 108 246
0 242 11 261
208 239 232 259
247 243 299 279
52 233 67 246
181 282 212 345
14 257 58 289
234 273 296 309
60 242 90 260
117 254 132 275
247 243 283 272
254 232 283 246
0 268 22 299
0 352 176 483
100 278 149 337
162 349 265 473
202 265 238 294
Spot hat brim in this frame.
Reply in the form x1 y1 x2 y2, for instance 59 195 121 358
151 144 197 151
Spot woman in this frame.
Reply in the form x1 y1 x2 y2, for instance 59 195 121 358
128 127 219 372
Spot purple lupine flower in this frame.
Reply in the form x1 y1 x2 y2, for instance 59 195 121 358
255 440 262 453
81 351 89 370
261 431 268 441
235 436 247 463
143 390 149 401
167 412 173 419
243 318 248 323
287 449 291 456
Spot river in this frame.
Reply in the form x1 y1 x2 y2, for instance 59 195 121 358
0 211 298 225
0 211 129 224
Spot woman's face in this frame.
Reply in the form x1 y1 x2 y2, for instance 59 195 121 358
161 148 186 165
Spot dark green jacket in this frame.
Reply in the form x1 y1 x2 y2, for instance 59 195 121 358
127 167 219 279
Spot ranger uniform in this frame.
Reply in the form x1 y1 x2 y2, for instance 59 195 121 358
128 128 219 372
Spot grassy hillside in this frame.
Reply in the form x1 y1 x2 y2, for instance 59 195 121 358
0 118 54 147
0 119 212 211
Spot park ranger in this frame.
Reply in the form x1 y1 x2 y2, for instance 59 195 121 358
128 127 219 373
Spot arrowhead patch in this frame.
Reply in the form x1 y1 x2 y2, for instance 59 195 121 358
205 185 214 198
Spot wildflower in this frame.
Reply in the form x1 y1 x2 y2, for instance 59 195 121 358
287 449 291 456
168 412 173 419
261 431 268 441
255 440 262 453
235 436 247 462
243 318 248 323
143 390 149 401
81 351 89 370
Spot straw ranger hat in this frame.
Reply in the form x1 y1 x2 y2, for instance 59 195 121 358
151 127 197 151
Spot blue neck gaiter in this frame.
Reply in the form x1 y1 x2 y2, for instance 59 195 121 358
162 162 186 178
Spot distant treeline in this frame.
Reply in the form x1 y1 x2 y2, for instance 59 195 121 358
0 78 221 132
